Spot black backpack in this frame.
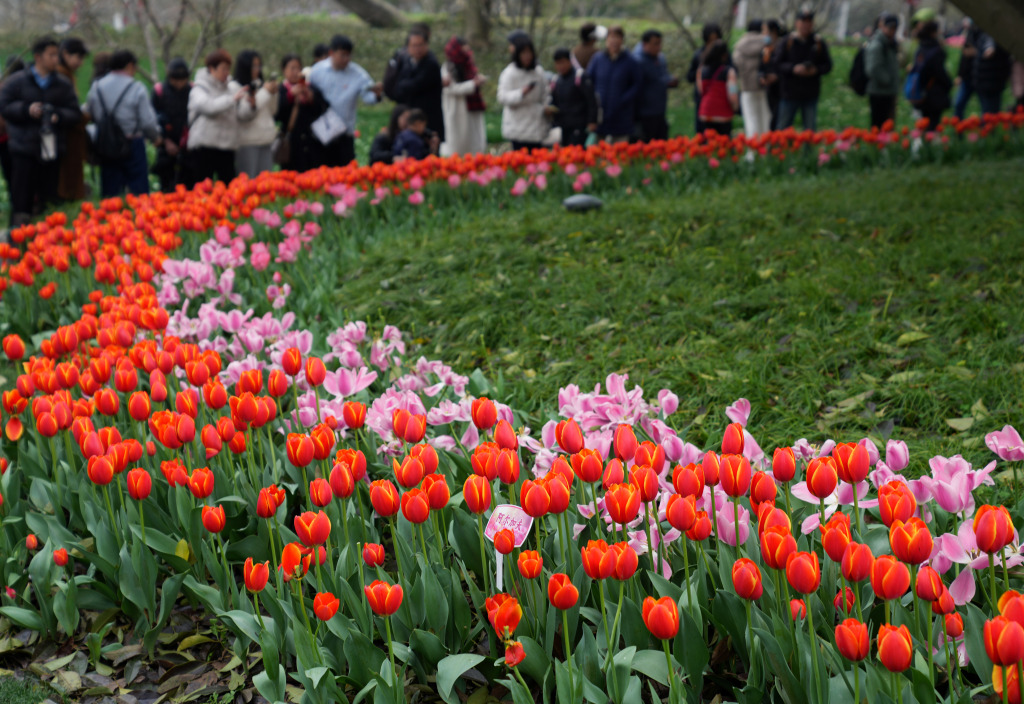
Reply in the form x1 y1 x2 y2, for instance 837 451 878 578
382 50 405 102
849 46 868 96
94 83 133 162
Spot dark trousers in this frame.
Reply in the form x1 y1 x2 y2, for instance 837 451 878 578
100 138 150 198
954 80 975 119
639 115 669 141
698 121 732 136
322 135 355 167
187 147 236 186
977 90 1003 116
9 152 59 226
559 127 589 147
921 109 944 132
511 141 543 152
869 95 897 129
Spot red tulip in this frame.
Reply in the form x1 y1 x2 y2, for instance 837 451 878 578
486 593 522 638
422 473 450 510
393 455 425 488
363 543 385 568
877 624 913 672
835 618 870 661
933 589 956 617
877 481 916 527
602 458 624 490
722 422 744 455
471 397 497 430
294 510 331 546
244 558 270 592
188 466 215 499
772 447 796 482
555 418 584 454
401 489 430 524
392 408 426 443
832 442 871 484
841 541 874 583
281 542 309 582
605 483 641 525
871 555 911 601
494 529 515 555
571 448 604 484
87 455 114 485
613 423 638 461
334 448 367 481
281 348 302 376
464 475 492 514
518 550 542 579
732 558 763 600
993 664 1022 704
820 512 852 562
672 463 705 498
547 573 579 610
985 616 1024 666
915 566 944 602
126 468 151 500
505 641 525 667
719 454 751 497
2 334 25 361
889 517 933 565
329 462 354 500
304 357 326 387
834 587 855 614
25 534 38 550
580 540 614 580
686 511 713 541
760 525 797 570
494 419 518 450
666 494 697 532
202 504 226 533
790 599 806 621
410 443 439 475
370 480 400 517
642 595 680 640
342 401 366 429
313 592 340 620
945 612 964 638
749 471 777 515
805 456 838 499
365 580 403 616
974 505 1015 554
629 463 659 503
785 551 821 594
53 548 69 566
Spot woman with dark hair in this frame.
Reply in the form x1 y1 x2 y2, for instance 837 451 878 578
56 37 89 201
909 20 951 131
233 49 278 176
441 36 487 156
497 37 549 151
696 40 739 135
186 49 250 185
275 53 327 172
369 103 410 165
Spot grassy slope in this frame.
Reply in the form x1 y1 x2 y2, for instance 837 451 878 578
322 158 1024 486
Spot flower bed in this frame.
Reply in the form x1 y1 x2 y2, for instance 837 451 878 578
0 114 1023 703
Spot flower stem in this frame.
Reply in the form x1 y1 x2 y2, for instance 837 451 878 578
385 615 400 704
102 485 121 549
854 661 860 704
644 502 657 573
926 608 935 691
806 600 823 704
662 637 675 700
852 481 862 536
599 580 618 702
990 553 999 613
745 599 755 668
733 499 741 559
477 513 490 595
253 592 266 630
562 609 574 702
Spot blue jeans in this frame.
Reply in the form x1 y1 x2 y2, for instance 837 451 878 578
954 81 974 119
100 138 150 198
777 99 818 131
977 90 1003 116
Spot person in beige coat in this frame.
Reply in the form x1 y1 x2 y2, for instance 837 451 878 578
497 38 550 151
732 19 771 138
233 50 278 177
186 49 252 186
441 36 487 157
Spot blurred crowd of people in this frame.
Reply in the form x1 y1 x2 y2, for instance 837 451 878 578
0 14 1020 226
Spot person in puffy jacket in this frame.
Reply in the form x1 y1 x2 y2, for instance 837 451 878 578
732 19 771 138
275 53 327 173
587 26 643 141
233 50 278 177
0 36 81 226
972 31 1012 116
909 21 951 131
497 37 550 151
151 58 191 191
864 13 900 128
186 49 252 186
772 10 832 131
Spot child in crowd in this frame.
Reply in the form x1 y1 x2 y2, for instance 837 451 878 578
549 48 598 146
392 108 430 160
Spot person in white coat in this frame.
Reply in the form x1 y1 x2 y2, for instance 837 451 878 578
441 36 487 156
186 49 252 186
497 37 550 151
233 50 278 177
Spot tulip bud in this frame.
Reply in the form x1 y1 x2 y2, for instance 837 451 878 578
771 447 796 483
517 550 542 579
471 397 497 430
877 624 914 672
494 529 516 556
722 422 744 455
363 543 385 568
53 548 69 566
732 558 764 600
547 573 579 610
835 618 870 661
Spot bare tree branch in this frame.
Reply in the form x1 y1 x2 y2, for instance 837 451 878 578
658 0 699 51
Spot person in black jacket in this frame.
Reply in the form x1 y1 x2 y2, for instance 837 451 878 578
151 58 191 191
909 21 952 131
275 53 328 173
772 10 832 131
0 37 82 227
550 48 597 146
972 30 1012 116
953 19 979 119
389 27 444 140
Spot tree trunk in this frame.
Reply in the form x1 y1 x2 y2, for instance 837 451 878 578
333 0 407 28
950 0 1024 60
464 0 491 48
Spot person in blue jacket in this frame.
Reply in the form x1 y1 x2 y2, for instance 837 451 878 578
632 29 678 141
586 26 643 142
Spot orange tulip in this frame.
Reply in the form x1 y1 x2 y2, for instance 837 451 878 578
760 525 797 570
719 453 751 497
244 558 270 592
471 397 497 430
834 618 869 661
580 540 614 580
672 462 705 498
313 592 340 620
832 442 871 484
871 554 911 601
365 580 403 616
370 479 400 517
841 541 874 583
547 573 579 610
889 517 933 565
310 477 333 507
494 528 515 555
571 448 603 484
286 433 315 468
732 558 763 600
363 543 385 567
393 455 425 488
877 481 916 527
610 542 638 580
785 551 821 594
485 593 522 638
202 504 226 533
294 510 331 546
721 422 744 455
520 478 550 518
642 595 680 640
400 488 430 524
605 483 641 525
342 401 366 429
188 467 215 499
820 512 852 562
771 447 796 482
494 419 518 450
554 418 584 454
463 475 492 514
974 505 1015 554
666 493 697 532
613 424 638 461
805 456 838 499
126 468 151 500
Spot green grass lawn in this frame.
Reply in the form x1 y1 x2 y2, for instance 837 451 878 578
311 158 1024 494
